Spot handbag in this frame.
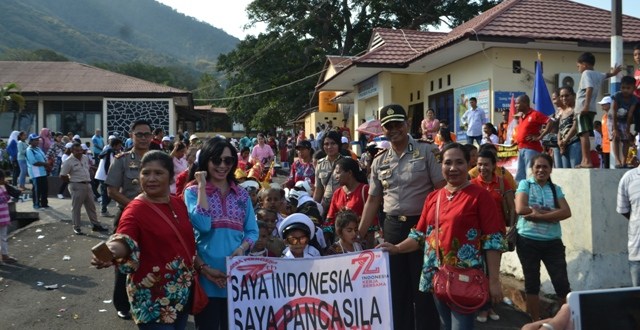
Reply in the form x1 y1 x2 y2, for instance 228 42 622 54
498 173 516 252
541 133 558 148
432 191 489 314
138 196 208 315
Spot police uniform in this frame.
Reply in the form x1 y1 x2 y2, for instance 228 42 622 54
103 150 143 317
369 104 444 330
60 154 105 232
314 154 342 211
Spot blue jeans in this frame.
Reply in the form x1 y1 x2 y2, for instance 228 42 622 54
137 310 188 330
630 260 640 287
553 141 582 169
467 135 482 146
17 160 27 187
516 148 540 182
433 294 476 330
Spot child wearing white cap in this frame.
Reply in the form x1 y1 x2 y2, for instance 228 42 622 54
278 213 321 258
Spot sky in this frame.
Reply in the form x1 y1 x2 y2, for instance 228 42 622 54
155 0 640 39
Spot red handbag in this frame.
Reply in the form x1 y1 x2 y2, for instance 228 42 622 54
432 191 489 314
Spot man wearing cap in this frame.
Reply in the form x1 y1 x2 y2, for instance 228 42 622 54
91 129 104 165
105 119 152 320
161 136 172 153
598 96 613 168
60 142 109 235
189 134 200 147
25 133 49 209
359 103 445 330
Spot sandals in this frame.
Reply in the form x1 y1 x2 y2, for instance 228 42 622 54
2 255 17 264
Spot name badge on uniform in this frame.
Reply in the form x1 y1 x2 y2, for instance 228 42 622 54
128 161 138 169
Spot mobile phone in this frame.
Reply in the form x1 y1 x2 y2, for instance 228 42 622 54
91 241 114 263
567 287 640 330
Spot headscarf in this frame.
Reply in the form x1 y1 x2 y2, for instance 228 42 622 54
39 128 53 153
8 131 20 145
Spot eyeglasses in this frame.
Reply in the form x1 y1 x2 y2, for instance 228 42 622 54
286 236 309 245
211 156 235 166
133 132 153 138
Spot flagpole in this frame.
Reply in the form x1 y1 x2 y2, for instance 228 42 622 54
610 0 622 95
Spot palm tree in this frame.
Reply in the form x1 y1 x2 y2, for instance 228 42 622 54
0 82 25 113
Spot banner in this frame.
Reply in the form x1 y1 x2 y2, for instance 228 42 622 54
497 144 518 177
454 80 491 142
227 250 393 329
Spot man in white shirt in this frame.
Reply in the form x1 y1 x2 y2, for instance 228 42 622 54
461 97 488 146
616 167 640 286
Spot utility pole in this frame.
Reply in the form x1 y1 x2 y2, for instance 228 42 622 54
610 0 622 94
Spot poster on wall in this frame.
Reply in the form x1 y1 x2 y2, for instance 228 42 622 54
454 80 490 142
227 251 393 329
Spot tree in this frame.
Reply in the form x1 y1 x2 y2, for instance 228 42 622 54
0 83 25 113
193 73 224 106
218 0 502 128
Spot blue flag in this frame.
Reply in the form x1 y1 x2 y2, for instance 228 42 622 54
532 60 555 116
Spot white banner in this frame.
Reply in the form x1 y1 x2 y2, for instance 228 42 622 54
227 250 393 329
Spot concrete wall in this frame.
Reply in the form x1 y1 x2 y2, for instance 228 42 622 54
500 168 632 294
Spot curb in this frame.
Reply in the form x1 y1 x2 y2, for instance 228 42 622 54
501 274 561 320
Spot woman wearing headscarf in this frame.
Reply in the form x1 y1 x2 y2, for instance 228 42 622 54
39 128 53 155
7 131 20 187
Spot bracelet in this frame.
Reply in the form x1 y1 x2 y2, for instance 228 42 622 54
540 322 555 330
196 263 208 272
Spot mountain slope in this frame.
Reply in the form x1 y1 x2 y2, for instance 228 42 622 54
0 0 239 66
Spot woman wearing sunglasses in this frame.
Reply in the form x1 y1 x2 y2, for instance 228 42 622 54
184 137 258 330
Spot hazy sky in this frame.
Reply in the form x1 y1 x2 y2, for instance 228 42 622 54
155 0 640 39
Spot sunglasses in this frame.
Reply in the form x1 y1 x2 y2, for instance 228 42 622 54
211 156 235 166
133 132 153 138
286 236 309 245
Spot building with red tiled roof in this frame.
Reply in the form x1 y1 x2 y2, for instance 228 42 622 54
318 0 640 140
0 61 193 138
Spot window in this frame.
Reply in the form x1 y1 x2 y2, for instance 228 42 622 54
0 101 38 136
44 101 102 137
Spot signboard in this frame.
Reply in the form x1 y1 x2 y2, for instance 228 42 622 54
357 76 379 100
227 250 393 329
494 91 525 114
497 144 518 178
453 80 490 142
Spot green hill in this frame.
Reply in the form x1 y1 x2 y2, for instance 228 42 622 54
0 0 239 68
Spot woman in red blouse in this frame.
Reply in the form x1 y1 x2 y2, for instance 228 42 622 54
325 157 377 248
379 143 506 330
92 151 197 329
470 150 516 323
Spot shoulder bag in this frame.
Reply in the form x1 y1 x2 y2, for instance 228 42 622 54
432 191 489 314
137 196 208 315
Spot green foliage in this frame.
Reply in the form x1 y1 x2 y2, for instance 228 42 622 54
220 0 503 129
93 62 201 91
0 83 25 113
194 73 225 106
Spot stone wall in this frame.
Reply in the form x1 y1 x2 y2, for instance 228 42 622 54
500 168 632 294
106 99 170 136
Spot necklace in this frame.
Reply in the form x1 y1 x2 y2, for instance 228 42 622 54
144 194 178 220
444 182 470 201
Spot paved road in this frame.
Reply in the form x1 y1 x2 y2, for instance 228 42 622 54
0 175 531 329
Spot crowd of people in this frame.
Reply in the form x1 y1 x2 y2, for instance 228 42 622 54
0 50 636 330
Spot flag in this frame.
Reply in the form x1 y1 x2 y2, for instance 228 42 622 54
508 94 515 124
532 59 555 116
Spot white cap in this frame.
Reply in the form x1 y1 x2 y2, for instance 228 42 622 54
376 140 391 149
64 142 73 149
598 96 612 105
294 180 312 194
161 136 171 142
189 134 199 141
108 135 116 140
239 180 260 191
341 136 349 144
81 144 89 150
73 135 81 140
278 213 315 240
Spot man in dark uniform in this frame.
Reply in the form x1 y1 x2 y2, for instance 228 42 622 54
359 104 446 329
105 119 152 320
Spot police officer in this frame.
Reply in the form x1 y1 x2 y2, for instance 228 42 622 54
313 130 343 214
359 104 445 330
105 119 152 320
